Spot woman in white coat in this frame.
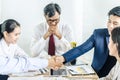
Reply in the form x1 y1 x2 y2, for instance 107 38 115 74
0 19 27 57
0 19 60 77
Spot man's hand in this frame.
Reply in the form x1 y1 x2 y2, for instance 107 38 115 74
44 26 62 40
48 56 63 70
52 27 62 39
55 56 65 64
43 28 52 40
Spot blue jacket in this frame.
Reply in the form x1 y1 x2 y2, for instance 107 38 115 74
63 28 117 77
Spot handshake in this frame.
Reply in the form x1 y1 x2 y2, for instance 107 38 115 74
47 56 65 70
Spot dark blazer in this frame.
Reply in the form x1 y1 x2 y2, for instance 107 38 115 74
63 28 117 77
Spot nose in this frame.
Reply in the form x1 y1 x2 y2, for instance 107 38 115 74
16 35 20 40
108 23 114 30
51 21 57 26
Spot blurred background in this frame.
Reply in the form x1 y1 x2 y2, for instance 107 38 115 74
0 0 120 64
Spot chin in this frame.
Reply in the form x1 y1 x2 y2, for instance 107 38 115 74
12 42 17 44
109 53 113 56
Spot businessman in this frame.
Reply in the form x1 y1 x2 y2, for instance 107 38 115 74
54 6 120 78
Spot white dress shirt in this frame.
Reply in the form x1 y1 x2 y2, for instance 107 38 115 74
30 22 73 57
0 56 48 74
0 38 28 57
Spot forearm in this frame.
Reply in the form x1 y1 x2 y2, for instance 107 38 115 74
28 58 48 70
0 57 48 74
0 57 29 74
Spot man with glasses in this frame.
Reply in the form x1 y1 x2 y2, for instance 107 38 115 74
30 3 74 66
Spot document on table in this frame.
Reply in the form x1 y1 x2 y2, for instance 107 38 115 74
10 68 48 77
38 76 69 80
66 64 95 76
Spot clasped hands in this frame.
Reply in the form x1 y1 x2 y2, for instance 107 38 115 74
44 26 62 40
48 56 65 70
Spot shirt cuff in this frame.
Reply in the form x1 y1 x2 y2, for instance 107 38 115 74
28 58 48 70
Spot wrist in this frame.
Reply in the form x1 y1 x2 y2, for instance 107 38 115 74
43 35 47 40
61 56 65 62
56 33 62 39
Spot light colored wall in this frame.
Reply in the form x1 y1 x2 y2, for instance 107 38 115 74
81 0 120 64
1 0 120 64
1 0 83 55
83 0 120 40
0 0 1 22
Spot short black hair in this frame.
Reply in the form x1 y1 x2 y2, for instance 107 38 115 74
108 6 120 17
44 3 61 17
111 27 120 57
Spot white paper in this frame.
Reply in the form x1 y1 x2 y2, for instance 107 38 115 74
66 64 95 75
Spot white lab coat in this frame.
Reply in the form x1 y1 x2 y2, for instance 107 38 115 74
0 38 28 57
0 38 48 74
0 56 48 74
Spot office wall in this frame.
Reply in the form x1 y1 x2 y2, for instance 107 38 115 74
0 0 1 22
1 0 83 55
83 0 120 40
80 0 120 63
1 0 120 63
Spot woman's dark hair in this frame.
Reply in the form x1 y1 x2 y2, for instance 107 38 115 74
44 3 61 17
0 19 20 39
108 6 120 17
111 27 120 57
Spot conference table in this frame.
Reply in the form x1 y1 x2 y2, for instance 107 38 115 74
8 64 99 80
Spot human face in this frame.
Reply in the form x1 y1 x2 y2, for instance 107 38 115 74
108 36 118 57
45 11 60 27
4 26 21 44
107 15 120 35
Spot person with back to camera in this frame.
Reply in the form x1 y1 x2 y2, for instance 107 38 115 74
100 27 120 80
0 19 61 80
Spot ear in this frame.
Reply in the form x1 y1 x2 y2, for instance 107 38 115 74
45 15 49 20
116 43 118 48
44 14 47 18
3 31 8 38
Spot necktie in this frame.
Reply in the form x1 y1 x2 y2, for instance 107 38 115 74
48 34 55 75
48 34 55 56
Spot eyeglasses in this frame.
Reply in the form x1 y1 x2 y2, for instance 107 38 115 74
47 18 60 23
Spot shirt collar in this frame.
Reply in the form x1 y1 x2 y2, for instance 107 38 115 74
1 38 13 48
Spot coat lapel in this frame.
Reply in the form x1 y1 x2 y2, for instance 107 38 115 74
105 29 110 45
106 37 109 45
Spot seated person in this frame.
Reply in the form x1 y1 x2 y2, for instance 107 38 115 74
0 19 28 58
54 6 120 78
30 3 76 75
30 3 75 64
100 27 120 79
0 19 61 79
30 3 73 57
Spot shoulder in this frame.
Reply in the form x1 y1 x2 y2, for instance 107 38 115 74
59 23 71 30
94 28 108 32
35 22 46 29
33 22 47 32
93 28 109 36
